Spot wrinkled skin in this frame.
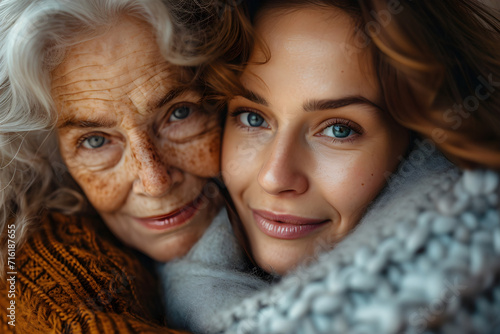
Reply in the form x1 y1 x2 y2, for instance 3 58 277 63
52 17 222 261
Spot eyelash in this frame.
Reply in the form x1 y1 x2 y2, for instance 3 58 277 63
318 118 363 144
229 108 268 131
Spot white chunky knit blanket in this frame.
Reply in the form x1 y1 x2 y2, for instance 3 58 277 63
160 146 500 334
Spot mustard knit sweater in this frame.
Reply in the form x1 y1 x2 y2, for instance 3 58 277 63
0 212 186 334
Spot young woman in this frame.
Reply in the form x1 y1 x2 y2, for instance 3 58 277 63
223 2 411 275
162 0 500 333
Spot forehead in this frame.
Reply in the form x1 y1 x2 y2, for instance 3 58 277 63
244 7 379 103
51 17 189 121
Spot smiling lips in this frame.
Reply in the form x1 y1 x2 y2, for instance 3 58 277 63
252 209 329 240
135 196 204 231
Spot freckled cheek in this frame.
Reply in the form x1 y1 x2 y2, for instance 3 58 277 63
67 167 130 213
164 131 221 178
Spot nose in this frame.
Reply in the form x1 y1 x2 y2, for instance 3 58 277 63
130 135 183 197
257 134 309 196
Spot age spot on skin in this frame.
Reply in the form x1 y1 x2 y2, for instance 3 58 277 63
160 124 221 178
78 171 124 211
130 130 171 190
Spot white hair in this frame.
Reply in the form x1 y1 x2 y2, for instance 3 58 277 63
0 0 240 278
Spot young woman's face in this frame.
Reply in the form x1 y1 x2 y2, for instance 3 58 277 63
52 17 222 261
222 7 409 274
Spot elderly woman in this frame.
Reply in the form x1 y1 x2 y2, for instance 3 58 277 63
0 0 249 332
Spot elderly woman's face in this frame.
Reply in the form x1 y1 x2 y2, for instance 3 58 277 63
52 17 222 261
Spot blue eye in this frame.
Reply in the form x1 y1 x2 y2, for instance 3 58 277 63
322 124 354 138
239 112 269 128
82 135 109 149
169 105 193 121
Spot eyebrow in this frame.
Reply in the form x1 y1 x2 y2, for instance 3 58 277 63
58 87 195 129
238 89 382 112
156 87 191 109
58 118 117 129
303 96 383 112
240 89 269 107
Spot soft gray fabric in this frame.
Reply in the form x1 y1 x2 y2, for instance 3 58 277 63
161 145 500 334
158 208 270 333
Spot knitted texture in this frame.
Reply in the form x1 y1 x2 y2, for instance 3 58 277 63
0 212 187 334
212 150 500 334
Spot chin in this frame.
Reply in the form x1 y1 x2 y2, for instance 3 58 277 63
254 247 307 275
140 231 202 262
251 234 324 275
145 243 193 262
257 258 299 275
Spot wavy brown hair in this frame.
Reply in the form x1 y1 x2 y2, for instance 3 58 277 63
362 0 500 169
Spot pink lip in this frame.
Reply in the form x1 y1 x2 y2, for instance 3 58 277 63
134 195 204 231
252 209 329 240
